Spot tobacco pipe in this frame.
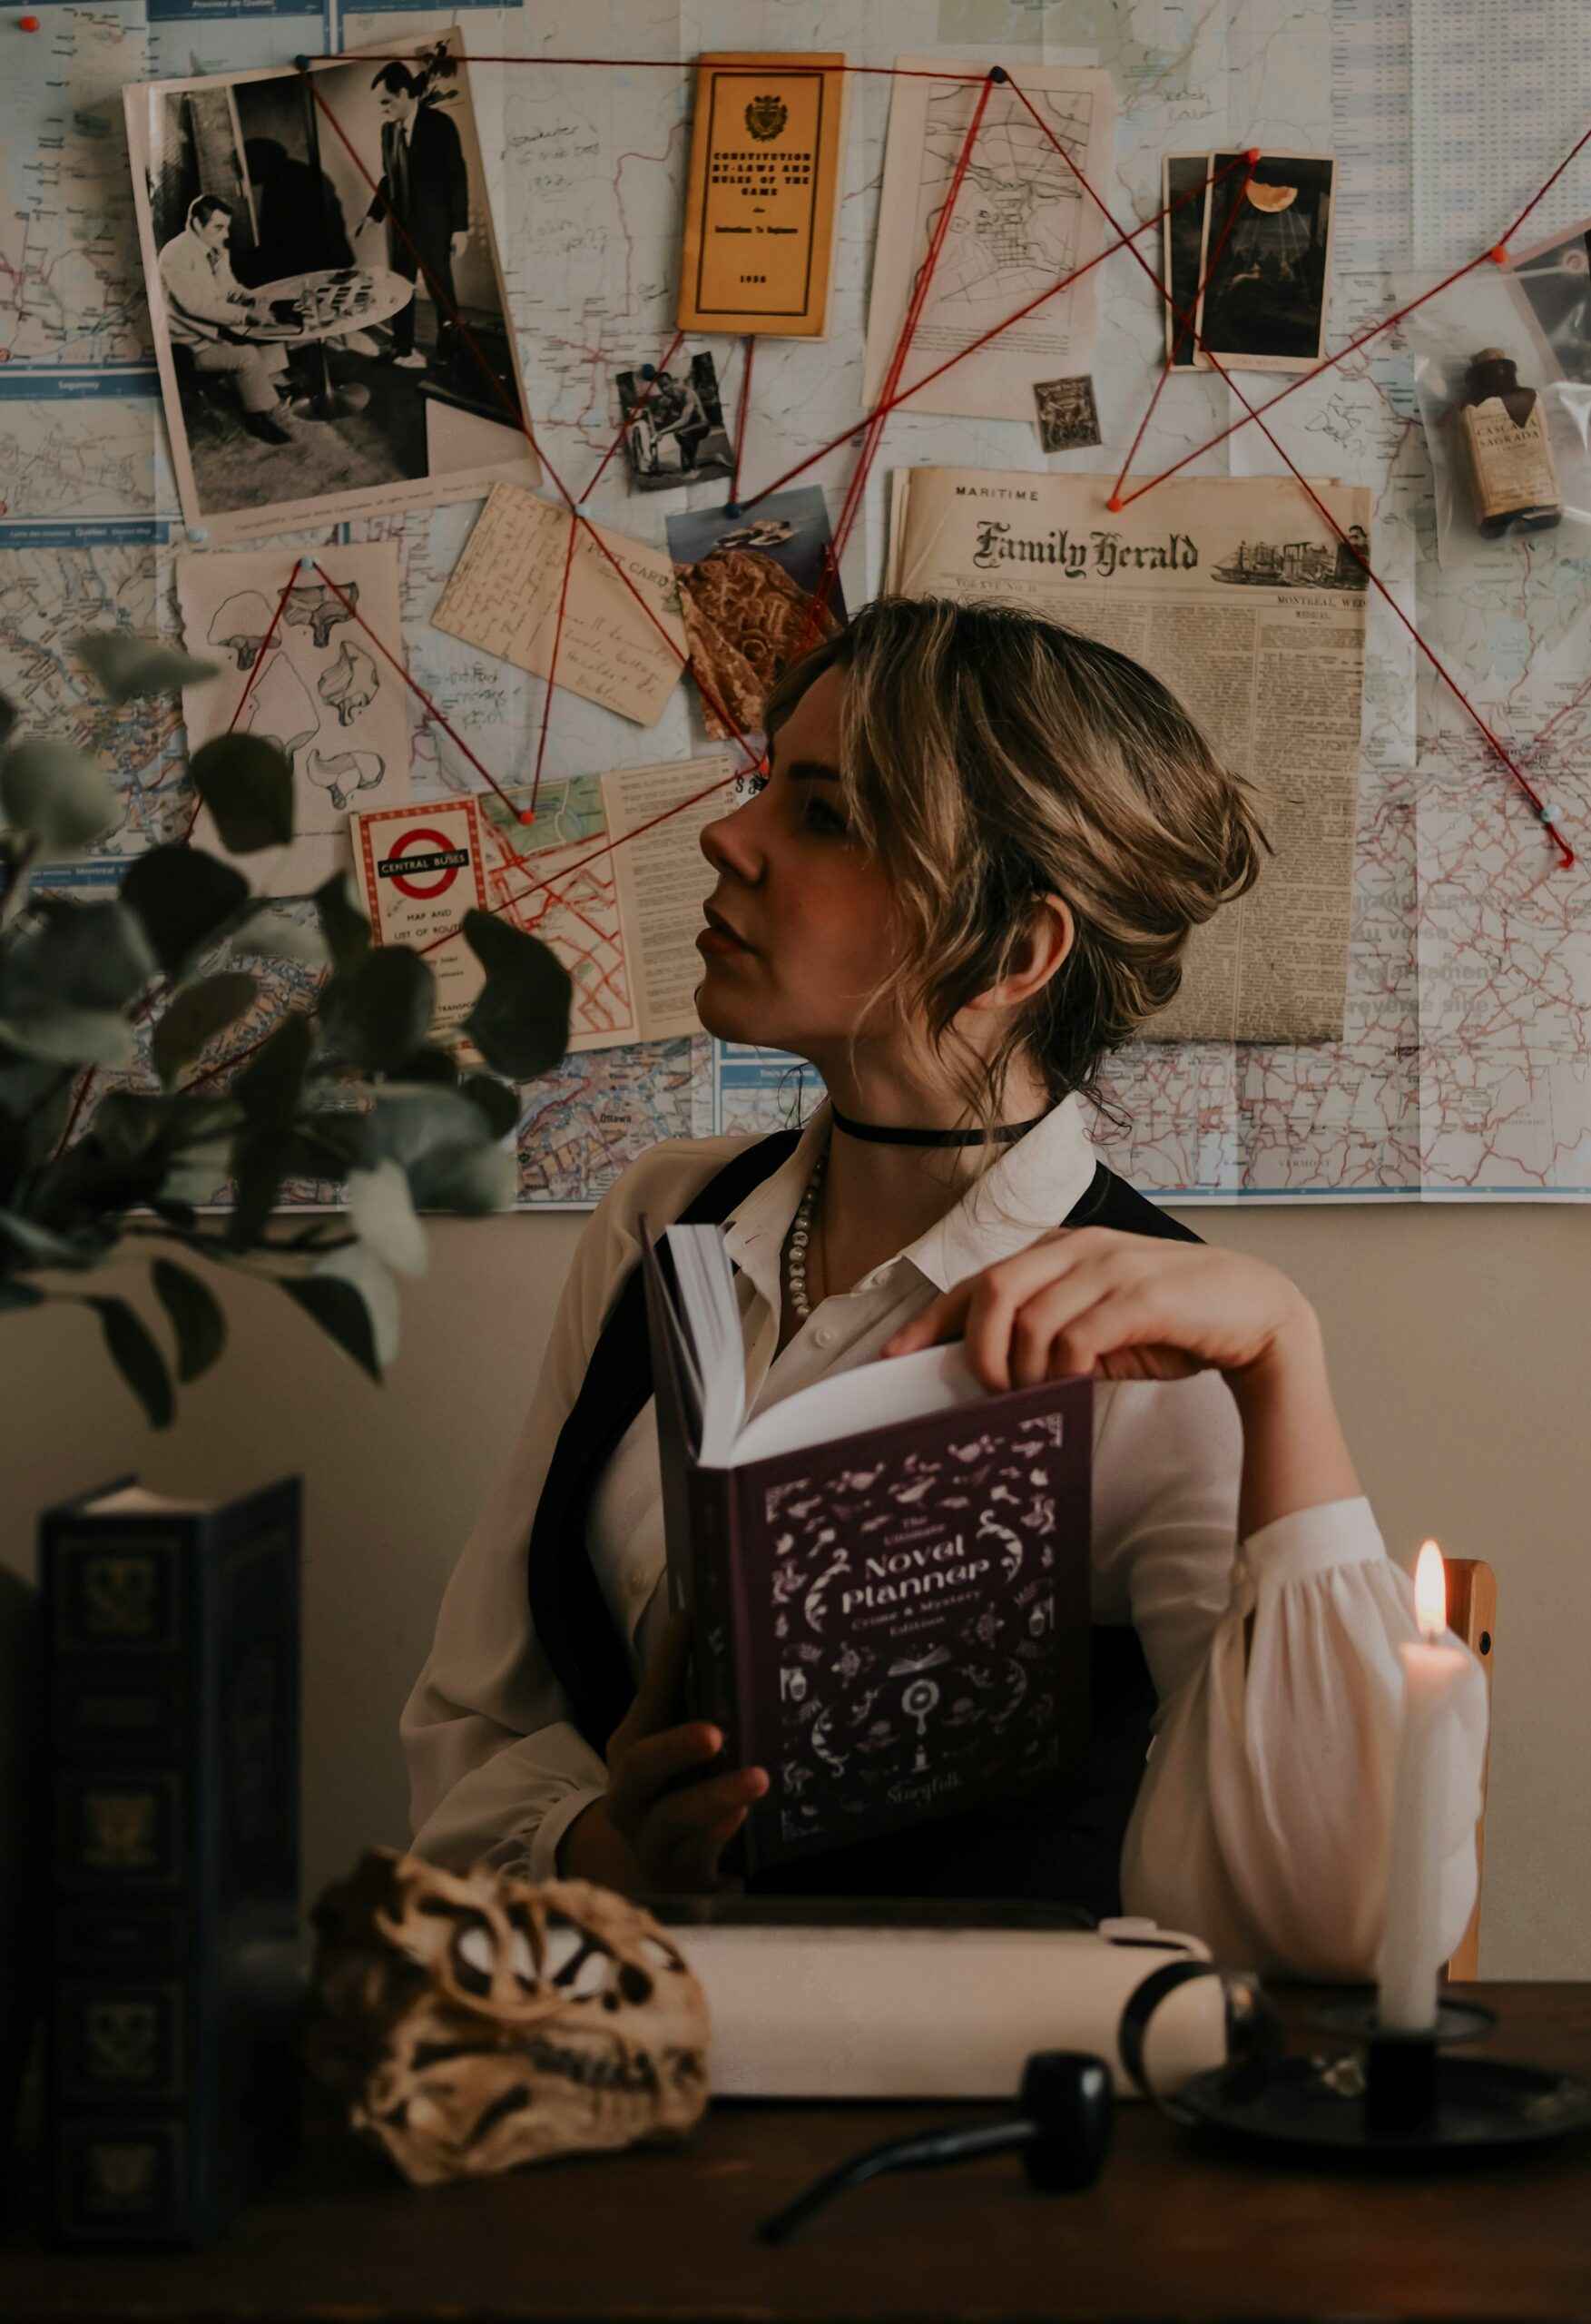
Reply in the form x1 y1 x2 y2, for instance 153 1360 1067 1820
757 2050 1114 2242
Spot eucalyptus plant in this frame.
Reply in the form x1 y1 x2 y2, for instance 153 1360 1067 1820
0 634 571 1426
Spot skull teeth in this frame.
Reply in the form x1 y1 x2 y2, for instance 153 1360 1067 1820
523 2034 657 2093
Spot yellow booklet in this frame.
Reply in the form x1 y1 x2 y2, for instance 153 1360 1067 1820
677 52 848 338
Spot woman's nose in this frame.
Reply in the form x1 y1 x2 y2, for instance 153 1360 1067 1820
700 799 761 880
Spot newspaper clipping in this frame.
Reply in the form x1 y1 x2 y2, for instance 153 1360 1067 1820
886 467 1370 1042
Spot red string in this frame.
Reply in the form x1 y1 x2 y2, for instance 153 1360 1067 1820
1111 248 1493 510
1110 154 1258 506
799 70 997 652
737 156 1248 516
1002 69 1577 871
729 335 754 507
526 509 580 821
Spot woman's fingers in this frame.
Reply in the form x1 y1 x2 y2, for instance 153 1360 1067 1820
608 1718 722 1826
608 1610 691 1763
643 1764 769 1857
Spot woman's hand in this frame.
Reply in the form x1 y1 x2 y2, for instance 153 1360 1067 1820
882 1226 1361 1540
881 1226 1314 1393
560 1612 768 1896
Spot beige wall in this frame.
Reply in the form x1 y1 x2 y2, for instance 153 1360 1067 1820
4 1197 1586 1978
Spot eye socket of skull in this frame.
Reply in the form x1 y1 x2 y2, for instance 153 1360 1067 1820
539 1909 653 2009
450 1911 498 1998
505 1904 538 1995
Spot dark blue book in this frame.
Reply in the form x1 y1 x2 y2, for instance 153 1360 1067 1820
40 1474 301 2248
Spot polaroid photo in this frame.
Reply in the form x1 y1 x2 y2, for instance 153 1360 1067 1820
665 487 846 743
1193 153 1337 375
1163 154 1213 369
123 31 538 542
1033 376 1102 452
615 350 735 491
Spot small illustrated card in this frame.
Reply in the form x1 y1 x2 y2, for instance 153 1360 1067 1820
430 485 687 727
1162 152 1337 375
350 796 491 1054
178 543 411 893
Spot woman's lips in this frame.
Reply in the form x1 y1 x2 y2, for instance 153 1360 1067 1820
699 906 753 953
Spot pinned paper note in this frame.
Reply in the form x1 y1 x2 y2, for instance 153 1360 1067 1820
430 486 688 727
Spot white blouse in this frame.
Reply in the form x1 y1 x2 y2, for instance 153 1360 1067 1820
402 1093 1490 1980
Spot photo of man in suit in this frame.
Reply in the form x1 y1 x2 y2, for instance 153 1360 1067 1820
354 62 469 369
156 193 296 444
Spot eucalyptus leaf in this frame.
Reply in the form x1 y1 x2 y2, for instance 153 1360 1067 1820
320 948 435 1076
232 1009 315 1128
312 869 371 975
0 899 154 1027
159 1137 233 1208
312 1242 399 1366
75 631 218 705
0 738 120 857
151 1257 226 1384
362 1086 491 1182
230 906 329 969
458 1073 520 1141
121 846 250 974
280 1269 382 1382
348 1158 427 1278
459 910 571 1080
192 735 293 853
86 1294 175 1427
417 1139 517 1216
150 971 258 1088
228 1128 296 1249
0 1208 95 1266
0 1006 134 1067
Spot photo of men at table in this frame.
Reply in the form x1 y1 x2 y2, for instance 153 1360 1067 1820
128 52 533 529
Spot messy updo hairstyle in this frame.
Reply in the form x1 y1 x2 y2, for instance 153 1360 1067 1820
759 596 1270 1141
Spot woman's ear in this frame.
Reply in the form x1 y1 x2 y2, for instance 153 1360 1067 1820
968 892 1075 1013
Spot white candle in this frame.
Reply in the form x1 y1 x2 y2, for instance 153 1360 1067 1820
1377 1540 1471 2034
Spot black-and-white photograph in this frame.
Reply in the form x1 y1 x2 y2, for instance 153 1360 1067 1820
614 350 734 490
1163 153 1213 369
1194 153 1337 375
123 37 538 542
1033 375 1102 452
1511 218 1591 384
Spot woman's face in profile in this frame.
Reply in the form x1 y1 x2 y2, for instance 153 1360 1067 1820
694 664 904 1065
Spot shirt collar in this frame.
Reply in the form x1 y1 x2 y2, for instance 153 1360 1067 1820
722 1090 1101 1316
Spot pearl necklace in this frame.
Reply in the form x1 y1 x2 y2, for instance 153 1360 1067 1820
783 1136 830 1324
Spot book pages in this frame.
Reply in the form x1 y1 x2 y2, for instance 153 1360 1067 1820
887 466 1370 1043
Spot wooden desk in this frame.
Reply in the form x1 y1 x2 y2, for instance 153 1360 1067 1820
5 1984 1591 2320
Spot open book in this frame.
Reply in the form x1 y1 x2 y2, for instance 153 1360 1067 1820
639 1216 1095 1876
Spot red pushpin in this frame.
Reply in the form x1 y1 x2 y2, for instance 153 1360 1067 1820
1489 245 1509 266
517 808 537 826
20 15 42 27
1246 146 1262 162
1106 496 1124 514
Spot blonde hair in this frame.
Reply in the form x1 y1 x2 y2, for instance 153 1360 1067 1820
760 596 1270 1139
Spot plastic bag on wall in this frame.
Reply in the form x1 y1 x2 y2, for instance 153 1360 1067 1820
1405 268 1591 569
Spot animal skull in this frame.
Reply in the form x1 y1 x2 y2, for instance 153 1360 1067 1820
305 1849 710 2185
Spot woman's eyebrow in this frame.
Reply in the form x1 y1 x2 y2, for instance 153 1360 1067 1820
781 757 841 783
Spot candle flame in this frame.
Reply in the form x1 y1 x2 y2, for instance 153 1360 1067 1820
1414 1539 1447 1640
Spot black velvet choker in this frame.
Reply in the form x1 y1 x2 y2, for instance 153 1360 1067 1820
828 1103 1049 1147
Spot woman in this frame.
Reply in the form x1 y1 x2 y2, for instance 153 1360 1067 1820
404 598 1488 1978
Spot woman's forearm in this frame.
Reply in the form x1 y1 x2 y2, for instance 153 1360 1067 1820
1225 1306 1362 1541
556 1795 636 1892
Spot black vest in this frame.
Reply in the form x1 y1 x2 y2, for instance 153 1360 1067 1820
526 1129 1202 1917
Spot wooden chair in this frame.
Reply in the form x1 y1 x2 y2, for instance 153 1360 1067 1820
1442 1557 1497 1982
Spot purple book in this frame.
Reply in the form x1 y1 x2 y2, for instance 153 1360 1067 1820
639 1216 1093 1876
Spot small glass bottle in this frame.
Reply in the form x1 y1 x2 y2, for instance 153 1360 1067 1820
1453 348 1563 537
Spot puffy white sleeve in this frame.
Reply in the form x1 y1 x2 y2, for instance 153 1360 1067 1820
400 1140 725 1882
1096 1374 1490 1979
